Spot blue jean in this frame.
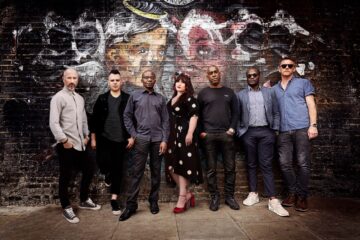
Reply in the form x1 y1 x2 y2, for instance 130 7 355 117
277 128 311 197
241 127 276 197
203 132 236 197
126 138 162 211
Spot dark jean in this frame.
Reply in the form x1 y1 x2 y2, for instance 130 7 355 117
277 128 311 197
203 132 236 198
126 138 162 211
56 144 95 209
97 136 127 195
241 127 276 197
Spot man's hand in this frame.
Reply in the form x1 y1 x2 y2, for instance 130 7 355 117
308 126 318 139
83 137 89 146
226 128 235 136
159 141 167 155
126 137 135 149
63 141 73 149
199 132 207 139
91 139 96 150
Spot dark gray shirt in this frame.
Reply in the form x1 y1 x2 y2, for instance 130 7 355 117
123 90 170 142
248 86 268 127
102 94 124 142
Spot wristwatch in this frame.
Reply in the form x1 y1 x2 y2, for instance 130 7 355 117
310 123 317 128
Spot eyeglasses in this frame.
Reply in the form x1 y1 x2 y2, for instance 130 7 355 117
280 64 294 69
208 70 219 75
247 73 258 78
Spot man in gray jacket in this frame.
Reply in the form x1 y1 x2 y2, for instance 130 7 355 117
49 68 101 224
237 67 288 217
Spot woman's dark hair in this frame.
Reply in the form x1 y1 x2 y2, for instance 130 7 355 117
172 72 194 103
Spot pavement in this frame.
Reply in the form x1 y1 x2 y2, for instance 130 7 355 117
0 196 360 240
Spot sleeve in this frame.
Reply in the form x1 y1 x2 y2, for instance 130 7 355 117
49 95 67 142
82 98 89 137
271 88 280 131
197 91 205 133
304 79 315 97
90 96 101 134
123 94 137 138
230 90 239 130
187 96 199 117
236 92 242 135
161 96 170 142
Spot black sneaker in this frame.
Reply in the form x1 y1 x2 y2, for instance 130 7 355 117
63 206 80 224
111 200 122 215
79 198 101 210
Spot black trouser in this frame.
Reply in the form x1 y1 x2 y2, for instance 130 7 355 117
241 127 276 197
203 132 236 198
126 138 162 211
56 144 95 209
97 136 127 195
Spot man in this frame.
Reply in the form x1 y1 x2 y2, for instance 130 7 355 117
49 68 101 224
119 70 170 221
90 69 133 215
274 57 318 212
198 65 240 211
237 67 289 217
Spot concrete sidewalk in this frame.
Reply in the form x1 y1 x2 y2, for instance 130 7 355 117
1 196 359 240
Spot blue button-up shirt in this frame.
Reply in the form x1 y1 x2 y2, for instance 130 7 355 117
123 90 170 142
274 77 315 132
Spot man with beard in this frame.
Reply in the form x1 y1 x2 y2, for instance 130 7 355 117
49 68 101 224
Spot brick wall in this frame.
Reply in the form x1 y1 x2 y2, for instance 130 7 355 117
1 0 359 205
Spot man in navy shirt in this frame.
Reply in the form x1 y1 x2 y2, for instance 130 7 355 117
119 70 170 221
273 57 318 212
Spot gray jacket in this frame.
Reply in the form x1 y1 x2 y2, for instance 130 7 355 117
236 87 280 137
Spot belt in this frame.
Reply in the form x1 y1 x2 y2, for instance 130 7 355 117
248 125 269 128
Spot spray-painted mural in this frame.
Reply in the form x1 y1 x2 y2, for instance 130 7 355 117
9 0 322 103
2 0 323 169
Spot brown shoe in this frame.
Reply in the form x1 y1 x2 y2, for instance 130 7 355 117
281 193 297 207
295 197 308 212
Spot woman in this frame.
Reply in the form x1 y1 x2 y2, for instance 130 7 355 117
165 72 203 213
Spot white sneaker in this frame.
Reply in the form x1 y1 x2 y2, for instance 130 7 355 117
63 206 80 223
268 199 290 217
243 192 260 206
79 198 101 210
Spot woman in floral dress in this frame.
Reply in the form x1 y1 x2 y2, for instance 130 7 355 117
165 73 203 213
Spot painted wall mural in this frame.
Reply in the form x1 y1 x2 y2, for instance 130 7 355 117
4 0 323 156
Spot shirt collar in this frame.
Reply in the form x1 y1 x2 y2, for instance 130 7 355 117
63 87 75 95
248 85 261 92
142 89 157 95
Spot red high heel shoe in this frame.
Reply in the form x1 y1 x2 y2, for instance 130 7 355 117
173 195 190 214
188 192 195 207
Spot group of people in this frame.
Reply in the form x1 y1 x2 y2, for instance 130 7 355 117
49 56 318 224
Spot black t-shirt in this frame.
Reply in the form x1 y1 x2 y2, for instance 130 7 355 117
102 94 124 142
197 86 239 133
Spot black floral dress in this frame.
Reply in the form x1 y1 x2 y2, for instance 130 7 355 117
165 96 203 185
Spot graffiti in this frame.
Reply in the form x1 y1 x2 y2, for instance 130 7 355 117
3 0 323 135
162 0 198 6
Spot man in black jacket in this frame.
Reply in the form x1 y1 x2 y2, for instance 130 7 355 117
90 69 134 215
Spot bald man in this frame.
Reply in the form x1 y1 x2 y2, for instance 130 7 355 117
50 68 101 224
